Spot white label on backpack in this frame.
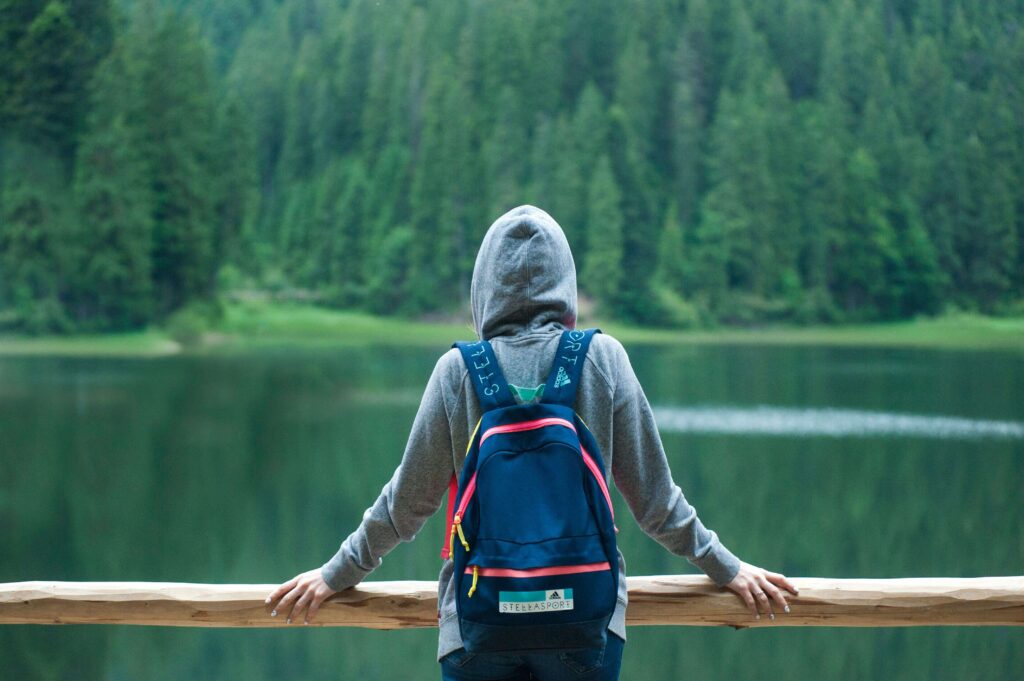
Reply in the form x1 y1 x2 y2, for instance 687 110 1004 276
554 366 572 388
498 589 574 613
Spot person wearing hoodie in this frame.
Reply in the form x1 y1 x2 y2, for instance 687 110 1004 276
266 205 798 680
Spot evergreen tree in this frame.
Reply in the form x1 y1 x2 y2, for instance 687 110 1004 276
795 97 846 321
669 74 703 227
906 36 949 143
580 156 624 312
365 226 414 316
70 39 153 329
3 0 112 155
833 148 900 319
212 94 260 271
0 143 74 332
556 81 610 262
654 201 687 295
131 5 218 315
9 1 82 153
956 134 1016 310
482 86 529 221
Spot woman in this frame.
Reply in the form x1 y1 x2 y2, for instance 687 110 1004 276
266 205 798 680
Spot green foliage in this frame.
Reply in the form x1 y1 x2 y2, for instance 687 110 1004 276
0 140 75 333
70 36 154 331
163 297 224 348
654 202 686 295
1 0 1022 333
132 5 217 316
580 156 624 315
364 225 414 316
1 0 112 154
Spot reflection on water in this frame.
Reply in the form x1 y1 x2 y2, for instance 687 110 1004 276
654 405 1024 439
0 344 1021 680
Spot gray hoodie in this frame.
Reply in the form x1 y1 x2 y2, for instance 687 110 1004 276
320 205 741 661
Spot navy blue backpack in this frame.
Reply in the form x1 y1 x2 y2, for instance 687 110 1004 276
442 328 619 653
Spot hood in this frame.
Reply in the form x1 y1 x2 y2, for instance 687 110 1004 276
470 205 578 340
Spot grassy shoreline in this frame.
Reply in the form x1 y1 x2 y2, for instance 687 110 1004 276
0 299 1021 357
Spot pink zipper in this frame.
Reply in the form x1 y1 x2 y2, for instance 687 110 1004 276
464 561 611 578
580 445 615 522
455 417 615 522
479 417 576 445
454 472 477 520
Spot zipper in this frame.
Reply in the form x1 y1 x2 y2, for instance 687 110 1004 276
451 472 477 554
443 418 483 559
451 513 469 553
453 417 618 562
479 417 576 445
579 445 616 525
475 417 614 519
465 561 611 598
465 561 611 579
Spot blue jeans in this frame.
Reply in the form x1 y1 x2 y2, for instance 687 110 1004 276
440 633 624 681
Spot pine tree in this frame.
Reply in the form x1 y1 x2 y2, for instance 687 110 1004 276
906 36 949 144
70 40 153 330
654 201 687 295
131 5 218 315
833 148 900 319
9 1 82 153
4 0 112 155
482 86 528 221
211 94 260 271
669 75 703 228
365 226 414 316
0 142 74 332
556 81 610 263
795 97 846 321
276 37 320 184
580 155 624 313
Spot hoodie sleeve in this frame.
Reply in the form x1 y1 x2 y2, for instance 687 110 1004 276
319 351 456 592
608 340 742 587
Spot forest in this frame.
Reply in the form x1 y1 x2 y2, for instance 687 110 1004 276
1 0 1022 332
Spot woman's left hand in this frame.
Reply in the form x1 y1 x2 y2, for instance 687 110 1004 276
265 568 338 625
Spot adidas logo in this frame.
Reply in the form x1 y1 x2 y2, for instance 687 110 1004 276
548 591 561 600
554 367 571 388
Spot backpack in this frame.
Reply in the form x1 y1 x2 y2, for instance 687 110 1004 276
441 328 619 653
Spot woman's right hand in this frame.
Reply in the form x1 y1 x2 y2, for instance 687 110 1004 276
265 568 339 625
724 560 800 621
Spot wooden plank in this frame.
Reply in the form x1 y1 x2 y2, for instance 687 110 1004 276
1 575 1022 628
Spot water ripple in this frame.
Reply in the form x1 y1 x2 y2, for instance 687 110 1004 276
652 405 1024 439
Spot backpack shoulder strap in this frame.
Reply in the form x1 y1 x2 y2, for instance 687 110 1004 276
540 328 601 408
452 339 516 411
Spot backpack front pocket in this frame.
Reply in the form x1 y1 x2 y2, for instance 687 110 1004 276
456 560 617 652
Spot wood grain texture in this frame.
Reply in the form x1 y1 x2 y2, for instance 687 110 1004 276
1 575 1022 628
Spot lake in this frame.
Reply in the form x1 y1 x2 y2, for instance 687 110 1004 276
1 342 1022 680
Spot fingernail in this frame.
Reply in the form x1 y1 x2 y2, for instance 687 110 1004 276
271 610 277 617
769 613 775 620
755 613 760 620
286 618 292 624
784 605 790 613
303 620 309 626
265 597 270 604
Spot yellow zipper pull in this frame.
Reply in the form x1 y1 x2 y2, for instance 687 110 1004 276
454 514 470 551
468 565 479 598
449 521 457 558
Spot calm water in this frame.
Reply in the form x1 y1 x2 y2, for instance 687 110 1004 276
1 343 1022 680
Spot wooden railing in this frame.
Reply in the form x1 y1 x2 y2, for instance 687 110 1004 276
2 576 1022 629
